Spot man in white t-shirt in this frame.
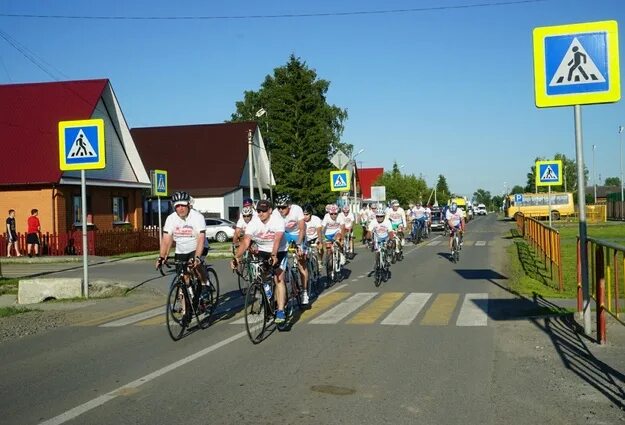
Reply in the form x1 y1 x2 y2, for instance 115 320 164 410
233 199 289 323
321 204 346 266
340 204 355 256
156 191 209 293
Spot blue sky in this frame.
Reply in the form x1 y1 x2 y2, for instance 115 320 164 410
1 0 624 199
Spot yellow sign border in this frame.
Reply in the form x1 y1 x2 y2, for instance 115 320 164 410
535 160 563 187
533 20 620 108
58 118 106 170
153 169 168 197
330 170 351 192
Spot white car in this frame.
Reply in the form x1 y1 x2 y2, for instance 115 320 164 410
204 218 236 242
476 204 487 215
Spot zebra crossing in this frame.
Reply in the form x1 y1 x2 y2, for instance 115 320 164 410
423 240 492 247
89 290 491 328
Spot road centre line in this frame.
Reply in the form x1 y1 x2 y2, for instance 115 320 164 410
38 330 248 425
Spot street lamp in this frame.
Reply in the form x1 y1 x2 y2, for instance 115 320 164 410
593 144 597 204
351 148 364 205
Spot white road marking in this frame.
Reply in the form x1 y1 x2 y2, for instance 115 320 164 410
310 292 377 324
381 293 432 325
427 241 442 246
38 331 248 425
475 241 487 246
99 307 163 327
456 293 489 327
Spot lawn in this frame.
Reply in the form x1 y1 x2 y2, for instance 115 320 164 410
0 278 19 295
508 220 625 299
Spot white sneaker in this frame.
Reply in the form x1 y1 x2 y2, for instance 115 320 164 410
340 253 346 266
302 291 309 305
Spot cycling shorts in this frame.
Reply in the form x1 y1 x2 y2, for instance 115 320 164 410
391 223 401 231
324 232 337 242
257 251 288 271
174 251 196 274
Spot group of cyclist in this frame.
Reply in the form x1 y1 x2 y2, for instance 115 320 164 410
156 190 466 325
230 195 355 324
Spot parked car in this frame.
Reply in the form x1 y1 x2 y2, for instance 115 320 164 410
476 204 487 215
430 208 445 231
204 218 236 242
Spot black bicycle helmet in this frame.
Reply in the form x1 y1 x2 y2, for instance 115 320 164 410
275 194 291 207
171 191 191 205
303 203 314 214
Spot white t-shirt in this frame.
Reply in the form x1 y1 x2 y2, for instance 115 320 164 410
446 209 464 227
368 218 394 240
235 216 252 232
245 214 287 253
340 211 355 230
304 215 322 242
322 213 343 237
413 206 427 220
387 207 406 227
280 204 305 238
163 209 206 254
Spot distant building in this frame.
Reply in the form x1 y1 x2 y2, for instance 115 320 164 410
357 167 385 200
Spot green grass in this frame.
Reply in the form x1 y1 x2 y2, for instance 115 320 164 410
507 221 625 298
0 306 38 317
0 278 19 295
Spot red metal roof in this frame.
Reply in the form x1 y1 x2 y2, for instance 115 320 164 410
131 122 258 197
358 167 384 199
0 79 107 185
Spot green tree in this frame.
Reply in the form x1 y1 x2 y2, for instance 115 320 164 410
510 185 525 194
435 175 450 206
374 162 428 206
473 188 491 205
605 176 621 186
230 55 348 209
491 195 503 211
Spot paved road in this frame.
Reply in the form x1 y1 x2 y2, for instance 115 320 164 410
1 214 624 425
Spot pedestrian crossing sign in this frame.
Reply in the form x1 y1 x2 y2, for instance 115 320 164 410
151 169 168 197
535 160 562 187
330 170 351 192
533 20 620 107
58 119 106 170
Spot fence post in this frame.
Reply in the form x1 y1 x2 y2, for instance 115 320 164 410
595 246 606 344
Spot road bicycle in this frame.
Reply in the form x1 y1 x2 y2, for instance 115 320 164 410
284 242 304 305
410 218 427 244
160 257 220 341
450 228 462 263
323 237 343 285
373 240 391 287
243 252 302 343
232 243 252 295
343 229 355 260
305 241 322 298
389 230 404 263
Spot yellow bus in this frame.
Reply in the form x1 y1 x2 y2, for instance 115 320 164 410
504 192 574 220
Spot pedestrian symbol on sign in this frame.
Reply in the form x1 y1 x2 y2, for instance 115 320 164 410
157 175 166 192
334 174 347 188
541 165 558 181
549 37 605 87
68 129 96 158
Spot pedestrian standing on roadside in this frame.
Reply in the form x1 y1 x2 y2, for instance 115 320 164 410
6 209 21 257
26 209 41 257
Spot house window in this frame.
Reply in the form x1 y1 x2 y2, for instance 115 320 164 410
72 195 92 225
113 196 129 223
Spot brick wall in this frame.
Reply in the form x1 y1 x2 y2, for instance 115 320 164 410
0 187 55 234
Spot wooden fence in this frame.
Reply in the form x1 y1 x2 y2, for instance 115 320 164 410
0 228 160 257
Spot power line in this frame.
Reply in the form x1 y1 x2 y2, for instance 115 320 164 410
0 0 548 21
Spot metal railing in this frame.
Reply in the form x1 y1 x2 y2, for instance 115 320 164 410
516 215 563 291
577 237 625 344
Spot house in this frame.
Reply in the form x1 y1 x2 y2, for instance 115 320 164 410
132 122 274 222
0 79 151 239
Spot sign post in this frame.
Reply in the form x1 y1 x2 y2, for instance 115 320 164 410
59 118 106 298
533 20 620 337
151 170 168 246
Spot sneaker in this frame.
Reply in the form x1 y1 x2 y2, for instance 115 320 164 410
275 310 286 323
302 291 309 305
340 253 346 266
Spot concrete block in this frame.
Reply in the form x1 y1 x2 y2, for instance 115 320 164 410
18 278 83 304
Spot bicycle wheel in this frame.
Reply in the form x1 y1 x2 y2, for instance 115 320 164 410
244 283 269 344
454 236 460 263
374 251 382 287
333 248 342 282
309 255 320 296
325 250 333 285
199 267 220 327
290 268 302 307
166 279 190 341
237 262 249 296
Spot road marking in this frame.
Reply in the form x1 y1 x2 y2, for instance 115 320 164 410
351 279 359 282
99 306 163 327
420 293 459 326
456 293 489 326
38 330 248 425
475 241 487 246
347 292 404 324
298 291 351 322
135 314 165 326
77 302 163 327
310 292 377 324
427 241 442 246
381 293 432 325
463 241 474 246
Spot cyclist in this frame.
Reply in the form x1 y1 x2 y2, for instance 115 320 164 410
445 202 465 252
366 205 395 265
303 204 323 281
156 191 210 296
425 204 433 235
321 204 345 267
233 206 255 245
340 204 355 257
233 199 288 323
411 202 427 239
386 199 406 254
274 194 309 305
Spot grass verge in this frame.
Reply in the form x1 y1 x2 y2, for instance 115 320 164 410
0 278 19 295
0 306 38 317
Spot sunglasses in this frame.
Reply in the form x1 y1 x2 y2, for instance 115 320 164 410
330 213 338 216
256 209 269 213
277 205 288 210
243 215 253 218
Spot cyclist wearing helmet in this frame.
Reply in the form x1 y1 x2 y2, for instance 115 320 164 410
366 203 395 250
445 202 465 251
387 200 407 253
340 204 355 255
303 204 322 246
274 194 310 305
321 204 346 265
157 191 210 294
233 206 255 245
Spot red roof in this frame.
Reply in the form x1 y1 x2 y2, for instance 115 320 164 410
131 122 258 197
0 79 107 185
358 167 384 199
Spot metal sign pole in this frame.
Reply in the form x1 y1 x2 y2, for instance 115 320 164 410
548 185 552 227
574 104 591 335
157 196 162 246
81 169 89 298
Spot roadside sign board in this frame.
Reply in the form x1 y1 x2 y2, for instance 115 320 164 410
371 186 386 202
533 20 620 107
330 170 351 192
535 160 563 187
151 170 168 197
330 150 350 169
58 119 106 170
515 194 524 203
